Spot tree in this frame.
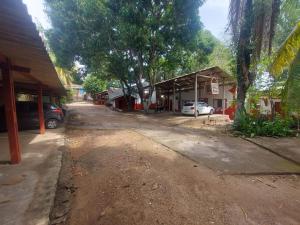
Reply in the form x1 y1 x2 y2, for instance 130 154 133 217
154 30 217 80
83 75 107 99
270 21 300 131
207 41 235 76
45 0 208 109
228 0 281 122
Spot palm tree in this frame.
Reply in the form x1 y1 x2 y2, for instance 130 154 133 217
270 21 300 131
56 66 74 86
228 0 281 122
270 21 300 76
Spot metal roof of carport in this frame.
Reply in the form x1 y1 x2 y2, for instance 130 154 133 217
0 0 65 95
155 66 234 93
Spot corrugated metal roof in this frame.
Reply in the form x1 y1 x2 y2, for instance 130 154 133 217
155 66 234 92
0 0 65 95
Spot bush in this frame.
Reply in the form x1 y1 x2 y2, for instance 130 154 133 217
83 75 107 99
233 112 293 137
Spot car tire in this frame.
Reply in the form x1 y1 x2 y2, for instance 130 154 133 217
197 110 200 116
46 119 58 129
209 109 214 115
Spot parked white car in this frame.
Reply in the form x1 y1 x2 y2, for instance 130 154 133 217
181 101 214 116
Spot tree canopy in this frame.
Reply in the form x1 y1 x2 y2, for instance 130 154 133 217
83 74 107 98
45 0 218 105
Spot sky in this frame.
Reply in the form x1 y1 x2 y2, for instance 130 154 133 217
199 0 230 41
22 0 230 41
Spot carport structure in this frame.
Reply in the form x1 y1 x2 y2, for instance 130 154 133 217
0 0 65 164
155 66 233 117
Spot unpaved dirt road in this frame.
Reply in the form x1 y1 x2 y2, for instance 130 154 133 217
52 103 300 225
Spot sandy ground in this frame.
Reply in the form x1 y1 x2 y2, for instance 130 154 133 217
51 103 300 225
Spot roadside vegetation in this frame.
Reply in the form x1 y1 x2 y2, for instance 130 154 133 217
228 0 300 137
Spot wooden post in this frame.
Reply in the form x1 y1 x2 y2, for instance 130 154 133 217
179 89 182 112
222 78 225 115
58 96 62 107
1 62 21 164
194 74 198 118
173 82 176 113
49 92 53 104
38 86 45 134
168 91 170 112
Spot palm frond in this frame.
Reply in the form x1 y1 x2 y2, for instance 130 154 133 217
270 21 300 76
281 51 300 112
228 0 245 43
56 67 74 86
252 0 281 61
268 0 281 54
228 0 280 61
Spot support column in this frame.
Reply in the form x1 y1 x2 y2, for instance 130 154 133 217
222 78 225 115
38 86 45 134
194 74 198 118
179 89 182 111
58 96 62 107
1 62 21 164
173 82 176 113
49 93 53 104
168 91 170 112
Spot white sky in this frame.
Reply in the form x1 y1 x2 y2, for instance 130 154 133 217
22 0 51 29
199 0 230 41
23 0 230 41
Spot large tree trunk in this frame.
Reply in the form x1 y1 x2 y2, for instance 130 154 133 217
234 0 254 123
144 85 155 113
120 80 133 111
135 78 144 107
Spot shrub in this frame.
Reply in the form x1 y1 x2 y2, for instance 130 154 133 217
233 112 293 137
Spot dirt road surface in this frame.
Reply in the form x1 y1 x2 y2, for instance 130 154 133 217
51 103 300 225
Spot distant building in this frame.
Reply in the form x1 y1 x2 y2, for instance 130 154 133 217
94 91 109 105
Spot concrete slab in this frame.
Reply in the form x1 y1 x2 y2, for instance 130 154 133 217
245 137 300 164
137 127 300 174
0 128 64 225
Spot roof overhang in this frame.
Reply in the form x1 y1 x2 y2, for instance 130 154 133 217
0 0 66 96
155 66 235 93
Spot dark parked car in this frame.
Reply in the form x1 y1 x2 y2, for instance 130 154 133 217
0 101 64 131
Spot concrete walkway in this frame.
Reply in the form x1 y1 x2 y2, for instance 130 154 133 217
0 128 64 225
137 127 300 174
245 137 300 165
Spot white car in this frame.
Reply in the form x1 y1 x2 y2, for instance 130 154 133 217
181 102 214 116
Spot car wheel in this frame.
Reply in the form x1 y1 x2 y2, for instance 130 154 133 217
209 109 214 115
197 110 200 116
46 119 58 129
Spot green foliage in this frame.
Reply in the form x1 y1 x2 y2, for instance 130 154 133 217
270 21 300 76
159 30 218 79
233 112 293 137
45 0 211 102
281 51 300 115
273 0 300 50
228 0 281 121
208 41 235 76
83 75 107 99
65 89 74 103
